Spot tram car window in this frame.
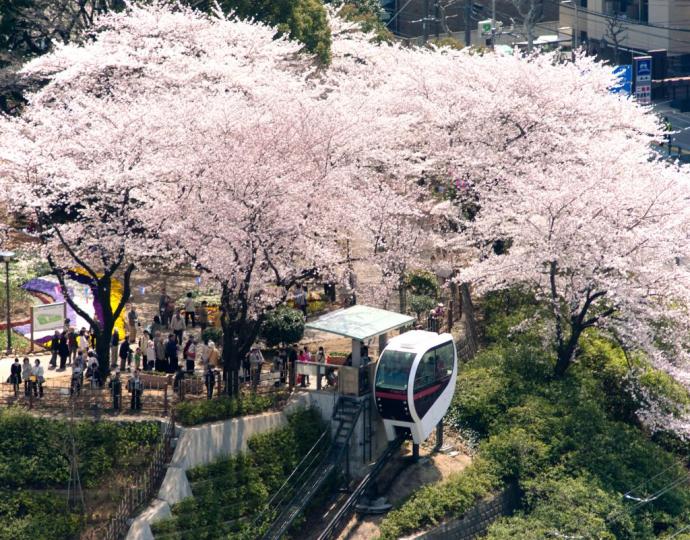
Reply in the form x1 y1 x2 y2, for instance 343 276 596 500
374 330 457 444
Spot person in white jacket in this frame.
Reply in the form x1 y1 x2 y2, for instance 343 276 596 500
31 359 44 398
170 310 186 345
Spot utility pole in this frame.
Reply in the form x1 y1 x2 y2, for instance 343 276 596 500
464 0 471 46
423 0 430 42
490 0 496 49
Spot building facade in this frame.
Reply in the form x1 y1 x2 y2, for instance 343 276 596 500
559 0 690 55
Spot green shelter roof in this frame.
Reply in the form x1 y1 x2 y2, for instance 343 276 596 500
305 305 415 341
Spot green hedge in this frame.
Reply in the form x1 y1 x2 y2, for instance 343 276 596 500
153 408 326 539
175 393 280 427
378 458 500 540
377 288 690 539
0 410 161 540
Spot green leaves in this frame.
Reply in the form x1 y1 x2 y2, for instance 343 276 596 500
153 408 326 539
175 393 278 427
260 305 305 348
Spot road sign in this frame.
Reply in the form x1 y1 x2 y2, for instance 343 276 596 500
478 19 492 35
611 65 632 95
634 56 652 105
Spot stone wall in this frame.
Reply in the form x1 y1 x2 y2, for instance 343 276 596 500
416 482 520 540
125 393 310 540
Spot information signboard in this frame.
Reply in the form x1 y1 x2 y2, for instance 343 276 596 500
634 56 652 105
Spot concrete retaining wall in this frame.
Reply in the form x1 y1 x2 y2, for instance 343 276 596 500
126 394 310 540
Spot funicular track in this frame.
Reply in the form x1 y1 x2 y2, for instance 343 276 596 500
259 396 365 540
316 434 405 540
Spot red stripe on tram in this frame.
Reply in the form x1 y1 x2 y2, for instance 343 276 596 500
413 383 443 400
376 391 407 400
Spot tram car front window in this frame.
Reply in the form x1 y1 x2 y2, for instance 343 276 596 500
375 350 416 391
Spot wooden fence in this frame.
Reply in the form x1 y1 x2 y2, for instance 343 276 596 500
0 368 286 417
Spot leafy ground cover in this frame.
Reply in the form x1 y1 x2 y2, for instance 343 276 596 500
175 391 286 427
378 289 690 540
152 407 326 539
0 409 161 539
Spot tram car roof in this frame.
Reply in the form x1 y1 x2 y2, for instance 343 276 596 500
383 330 453 354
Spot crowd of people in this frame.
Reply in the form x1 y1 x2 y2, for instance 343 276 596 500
7 285 358 409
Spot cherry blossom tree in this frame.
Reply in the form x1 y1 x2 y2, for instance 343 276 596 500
326 22 690 385
0 2 331 374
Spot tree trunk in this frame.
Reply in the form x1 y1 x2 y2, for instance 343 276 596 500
554 324 582 377
222 327 241 397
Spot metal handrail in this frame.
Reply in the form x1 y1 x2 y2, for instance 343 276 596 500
253 426 331 528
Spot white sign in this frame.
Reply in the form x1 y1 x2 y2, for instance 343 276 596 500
32 302 66 332
634 56 653 105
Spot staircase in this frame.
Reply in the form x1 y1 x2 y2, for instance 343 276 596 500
259 396 365 540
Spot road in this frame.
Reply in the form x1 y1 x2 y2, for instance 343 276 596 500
654 101 690 161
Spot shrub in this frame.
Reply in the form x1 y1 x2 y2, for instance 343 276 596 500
379 292 690 539
175 393 278 427
260 306 305 347
153 408 326 539
486 474 637 540
201 326 223 345
378 458 500 540
404 269 439 298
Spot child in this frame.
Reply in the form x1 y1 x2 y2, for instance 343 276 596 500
134 347 142 371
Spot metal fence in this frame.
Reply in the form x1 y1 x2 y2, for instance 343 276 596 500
82 414 177 540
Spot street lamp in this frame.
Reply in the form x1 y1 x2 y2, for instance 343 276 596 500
561 0 579 60
0 251 15 355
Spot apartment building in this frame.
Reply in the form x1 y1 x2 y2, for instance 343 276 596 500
559 0 690 55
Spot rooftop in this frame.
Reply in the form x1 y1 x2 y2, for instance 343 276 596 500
305 305 415 341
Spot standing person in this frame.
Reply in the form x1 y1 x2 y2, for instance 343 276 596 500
277 347 288 385
71 354 84 396
31 359 44 398
249 347 264 389
67 327 78 365
146 337 156 371
183 336 196 374
154 331 166 372
173 365 185 396
294 285 307 316
127 305 138 340
10 358 21 397
119 336 131 372
288 345 298 388
298 346 312 387
315 346 327 388
58 331 69 371
49 330 60 369
150 315 164 337
133 347 142 372
184 293 196 328
139 330 151 366
165 334 179 373
197 337 210 369
77 328 89 355
159 289 172 327
207 341 220 369
110 329 120 369
204 364 215 399
242 352 250 382
170 310 185 346
198 301 209 332
109 370 122 411
21 357 32 397
127 370 143 411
